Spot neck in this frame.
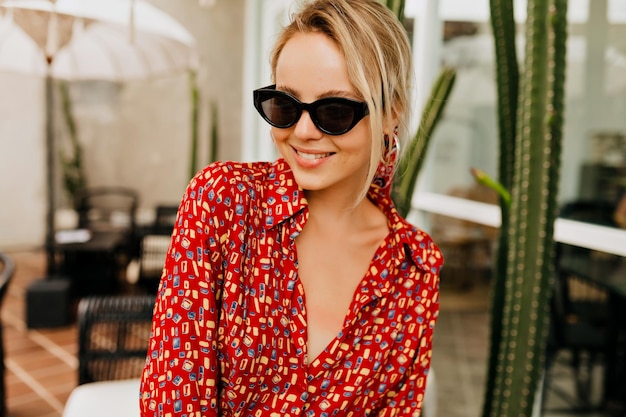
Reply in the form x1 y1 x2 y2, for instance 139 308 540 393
304 188 381 233
305 186 360 215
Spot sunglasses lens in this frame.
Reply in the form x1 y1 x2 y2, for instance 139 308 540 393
315 102 356 134
260 95 299 128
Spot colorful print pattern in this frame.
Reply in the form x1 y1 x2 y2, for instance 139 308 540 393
140 159 443 417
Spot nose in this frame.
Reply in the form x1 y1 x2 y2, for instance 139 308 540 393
293 110 323 139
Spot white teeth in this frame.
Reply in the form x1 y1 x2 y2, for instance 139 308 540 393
296 150 331 160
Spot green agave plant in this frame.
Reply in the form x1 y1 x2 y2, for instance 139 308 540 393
189 70 201 178
58 81 87 206
209 100 220 164
189 70 220 179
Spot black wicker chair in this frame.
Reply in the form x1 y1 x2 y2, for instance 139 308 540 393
135 234 170 293
77 295 155 385
0 252 15 417
75 187 138 231
132 204 178 293
74 186 140 257
542 200 618 412
153 204 178 235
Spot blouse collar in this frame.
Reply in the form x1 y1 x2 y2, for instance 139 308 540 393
262 159 441 275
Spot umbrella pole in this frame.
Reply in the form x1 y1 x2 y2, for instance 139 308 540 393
45 72 57 275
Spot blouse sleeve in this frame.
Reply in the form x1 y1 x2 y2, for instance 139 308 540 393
375 271 440 417
140 172 227 416
378 327 436 417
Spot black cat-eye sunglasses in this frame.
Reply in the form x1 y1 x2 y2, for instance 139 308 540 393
253 85 369 136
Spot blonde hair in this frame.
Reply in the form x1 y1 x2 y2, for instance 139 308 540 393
270 0 413 202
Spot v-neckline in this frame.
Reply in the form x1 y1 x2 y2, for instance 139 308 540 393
297 231 392 374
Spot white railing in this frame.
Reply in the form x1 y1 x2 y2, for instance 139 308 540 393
413 192 626 257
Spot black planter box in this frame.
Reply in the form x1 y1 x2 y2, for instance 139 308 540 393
26 278 71 328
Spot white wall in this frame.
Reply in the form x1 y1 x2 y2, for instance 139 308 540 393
0 74 47 247
0 0 245 249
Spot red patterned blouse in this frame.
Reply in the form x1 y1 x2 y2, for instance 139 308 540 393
140 159 442 417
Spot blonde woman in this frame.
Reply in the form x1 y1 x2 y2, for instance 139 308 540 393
140 1 443 415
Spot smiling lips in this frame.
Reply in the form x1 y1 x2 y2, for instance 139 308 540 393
295 149 333 160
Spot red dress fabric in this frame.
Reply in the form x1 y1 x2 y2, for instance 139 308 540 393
140 159 443 417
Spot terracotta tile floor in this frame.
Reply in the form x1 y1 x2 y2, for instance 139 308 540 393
2 250 77 417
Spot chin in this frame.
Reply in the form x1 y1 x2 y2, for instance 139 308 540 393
290 170 329 192
292 177 327 192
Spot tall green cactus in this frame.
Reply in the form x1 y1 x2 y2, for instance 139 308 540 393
378 0 457 217
481 0 568 416
381 0 404 21
393 67 456 217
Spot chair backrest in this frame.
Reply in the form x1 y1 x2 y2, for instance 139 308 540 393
0 252 15 417
137 234 170 293
75 187 139 234
549 200 614 349
559 199 618 224
77 295 155 385
153 204 179 235
557 199 618 255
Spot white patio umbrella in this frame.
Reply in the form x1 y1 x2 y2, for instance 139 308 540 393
0 0 198 79
0 18 197 79
0 0 199 273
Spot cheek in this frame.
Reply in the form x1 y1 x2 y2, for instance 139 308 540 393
347 125 374 157
271 127 290 143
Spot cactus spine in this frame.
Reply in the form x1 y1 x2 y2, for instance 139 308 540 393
482 0 568 416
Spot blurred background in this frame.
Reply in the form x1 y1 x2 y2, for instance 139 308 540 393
0 1 625 416
0 0 624 248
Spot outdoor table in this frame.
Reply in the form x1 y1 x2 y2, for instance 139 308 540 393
558 253 626 411
54 229 129 297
